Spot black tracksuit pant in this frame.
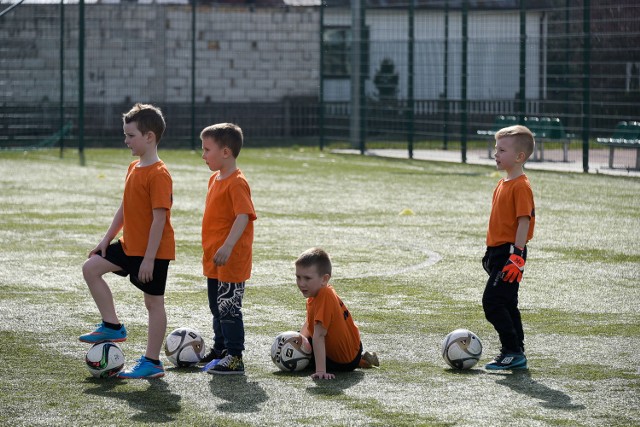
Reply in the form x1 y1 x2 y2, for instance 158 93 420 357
482 243 527 354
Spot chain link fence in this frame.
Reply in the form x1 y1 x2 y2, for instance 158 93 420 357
1 0 639 171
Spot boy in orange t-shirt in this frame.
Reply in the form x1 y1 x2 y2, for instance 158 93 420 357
295 248 379 380
199 123 256 375
482 125 536 371
80 103 175 379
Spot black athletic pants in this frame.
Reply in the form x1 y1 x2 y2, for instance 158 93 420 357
482 243 527 354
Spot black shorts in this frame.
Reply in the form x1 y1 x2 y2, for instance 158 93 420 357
308 339 363 372
104 241 170 296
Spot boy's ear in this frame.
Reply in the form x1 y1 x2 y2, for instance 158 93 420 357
321 273 331 285
145 131 156 144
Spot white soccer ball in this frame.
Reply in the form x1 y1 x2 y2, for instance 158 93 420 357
271 331 313 372
441 328 483 370
85 342 125 378
164 327 206 367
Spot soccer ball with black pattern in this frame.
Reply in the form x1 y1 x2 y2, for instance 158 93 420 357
164 327 206 367
85 342 125 378
271 331 312 372
441 329 483 370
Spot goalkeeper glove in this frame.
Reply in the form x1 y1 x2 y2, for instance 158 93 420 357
502 246 525 283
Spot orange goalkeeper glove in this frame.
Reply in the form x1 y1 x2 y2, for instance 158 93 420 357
502 246 525 283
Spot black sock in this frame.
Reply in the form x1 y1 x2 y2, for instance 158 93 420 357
103 321 122 330
144 357 160 365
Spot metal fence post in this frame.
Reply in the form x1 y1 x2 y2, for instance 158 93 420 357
59 0 64 158
319 0 325 151
78 0 85 166
191 0 196 151
407 0 414 159
461 0 468 163
582 0 590 173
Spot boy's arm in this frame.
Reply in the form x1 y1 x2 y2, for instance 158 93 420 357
138 208 167 284
514 216 530 249
300 320 311 339
311 322 335 380
214 213 249 266
89 202 124 258
502 216 530 283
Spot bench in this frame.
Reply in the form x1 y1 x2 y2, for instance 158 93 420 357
596 121 640 170
477 115 572 162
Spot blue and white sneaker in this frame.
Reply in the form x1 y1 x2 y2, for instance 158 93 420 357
117 356 165 379
485 352 528 370
207 354 244 375
79 322 127 343
198 348 227 368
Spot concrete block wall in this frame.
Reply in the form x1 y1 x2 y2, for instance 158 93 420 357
0 4 320 105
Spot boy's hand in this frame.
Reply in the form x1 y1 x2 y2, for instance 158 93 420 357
502 248 525 283
214 244 232 266
89 239 110 258
137 257 155 284
311 371 335 380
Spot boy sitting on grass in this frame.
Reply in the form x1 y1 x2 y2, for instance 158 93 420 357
295 247 379 380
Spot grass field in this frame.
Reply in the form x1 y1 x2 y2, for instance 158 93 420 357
0 147 639 426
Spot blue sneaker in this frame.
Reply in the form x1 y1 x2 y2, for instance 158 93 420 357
79 322 127 343
485 352 528 370
117 356 165 379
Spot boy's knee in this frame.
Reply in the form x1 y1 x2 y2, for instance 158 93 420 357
144 294 165 311
82 256 101 280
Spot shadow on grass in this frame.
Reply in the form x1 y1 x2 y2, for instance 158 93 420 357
305 370 366 396
84 376 181 423
493 370 586 410
208 375 268 413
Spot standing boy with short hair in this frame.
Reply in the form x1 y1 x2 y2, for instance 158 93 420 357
80 103 175 379
482 125 536 370
295 247 379 380
199 123 257 375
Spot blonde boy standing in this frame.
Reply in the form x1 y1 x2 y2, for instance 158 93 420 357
482 125 536 370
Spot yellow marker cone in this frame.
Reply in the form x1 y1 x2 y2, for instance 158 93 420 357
399 208 415 216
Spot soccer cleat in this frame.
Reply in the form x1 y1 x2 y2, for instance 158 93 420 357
79 322 127 343
197 347 227 368
207 354 244 375
117 356 165 379
359 351 380 369
484 352 528 370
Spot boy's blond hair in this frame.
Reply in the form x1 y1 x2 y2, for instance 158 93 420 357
295 247 332 277
122 103 166 144
200 123 244 158
495 125 535 159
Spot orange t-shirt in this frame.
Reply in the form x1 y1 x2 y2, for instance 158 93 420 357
201 169 256 281
486 174 535 247
306 285 361 364
120 160 175 260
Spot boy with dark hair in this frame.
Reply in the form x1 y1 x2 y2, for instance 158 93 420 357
199 123 257 375
482 125 536 370
80 103 175 379
295 247 379 380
